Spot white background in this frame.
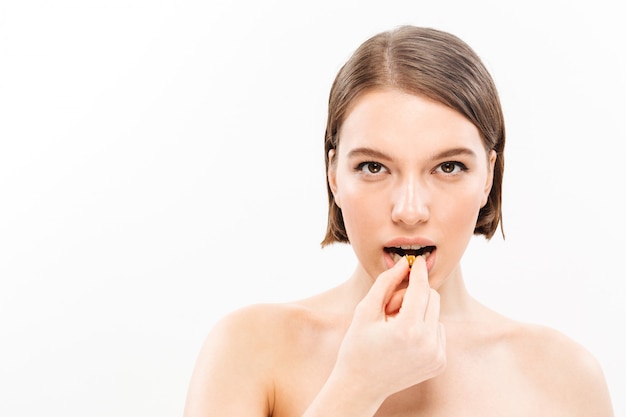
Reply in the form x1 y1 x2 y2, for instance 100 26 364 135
1 0 624 416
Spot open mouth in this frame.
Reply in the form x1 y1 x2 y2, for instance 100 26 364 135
384 245 436 264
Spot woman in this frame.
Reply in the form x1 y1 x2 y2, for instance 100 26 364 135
183 25 614 416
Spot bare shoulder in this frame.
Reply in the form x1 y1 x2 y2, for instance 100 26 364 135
199 301 328 369
508 321 614 415
184 302 325 417
509 322 605 382
209 300 339 346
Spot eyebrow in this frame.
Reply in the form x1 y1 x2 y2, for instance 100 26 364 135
432 147 477 160
346 147 392 160
346 146 477 161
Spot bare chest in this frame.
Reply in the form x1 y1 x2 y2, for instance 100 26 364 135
372 370 548 417
271 343 558 417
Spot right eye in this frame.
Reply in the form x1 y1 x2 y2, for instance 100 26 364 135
356 161 386 174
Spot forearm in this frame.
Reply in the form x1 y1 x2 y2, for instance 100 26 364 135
301 371 386 417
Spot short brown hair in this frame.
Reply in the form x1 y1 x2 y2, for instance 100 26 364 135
321 25 505 246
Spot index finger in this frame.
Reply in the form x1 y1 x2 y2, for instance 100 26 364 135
358 257 410 319
397 255 431 318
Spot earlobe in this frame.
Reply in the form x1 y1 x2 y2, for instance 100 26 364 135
481 150 497 207
327 149 341 208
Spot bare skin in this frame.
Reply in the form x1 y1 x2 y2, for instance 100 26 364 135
183 260 613 416
183 90 614 417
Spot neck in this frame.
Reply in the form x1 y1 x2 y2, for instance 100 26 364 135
434 263 480 321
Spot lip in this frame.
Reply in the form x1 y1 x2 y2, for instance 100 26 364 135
383 236 437 272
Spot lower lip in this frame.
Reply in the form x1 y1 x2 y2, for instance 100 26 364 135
384 249 436 272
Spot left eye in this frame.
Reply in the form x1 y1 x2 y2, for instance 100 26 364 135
437 162 467 174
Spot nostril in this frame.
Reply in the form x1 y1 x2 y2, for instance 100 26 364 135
391 203 430 225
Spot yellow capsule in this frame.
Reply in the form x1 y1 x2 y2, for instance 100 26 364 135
406 255 416 268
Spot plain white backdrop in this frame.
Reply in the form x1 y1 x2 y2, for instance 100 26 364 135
1 0 624 416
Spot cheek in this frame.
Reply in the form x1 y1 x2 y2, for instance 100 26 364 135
338 183 386 238
439 186 485 231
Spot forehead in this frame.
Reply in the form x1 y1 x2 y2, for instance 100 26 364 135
338 88 484 156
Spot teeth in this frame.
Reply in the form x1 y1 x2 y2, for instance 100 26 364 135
400 244 424 250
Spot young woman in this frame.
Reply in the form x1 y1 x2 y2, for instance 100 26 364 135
183 25 614 416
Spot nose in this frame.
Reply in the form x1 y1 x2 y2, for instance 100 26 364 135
390 177 430 226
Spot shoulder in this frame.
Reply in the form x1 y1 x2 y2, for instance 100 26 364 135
184 302 328 416
207 302 314 350
507 322 613 414
509 322 602 377
202 301 337 363
194 301 342 383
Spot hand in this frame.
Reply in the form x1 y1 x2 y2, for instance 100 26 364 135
331 256 447 401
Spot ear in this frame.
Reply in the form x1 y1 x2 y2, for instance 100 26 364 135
481 149 497 207
327 148 341 208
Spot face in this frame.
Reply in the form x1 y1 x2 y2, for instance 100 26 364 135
328 88 496 289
